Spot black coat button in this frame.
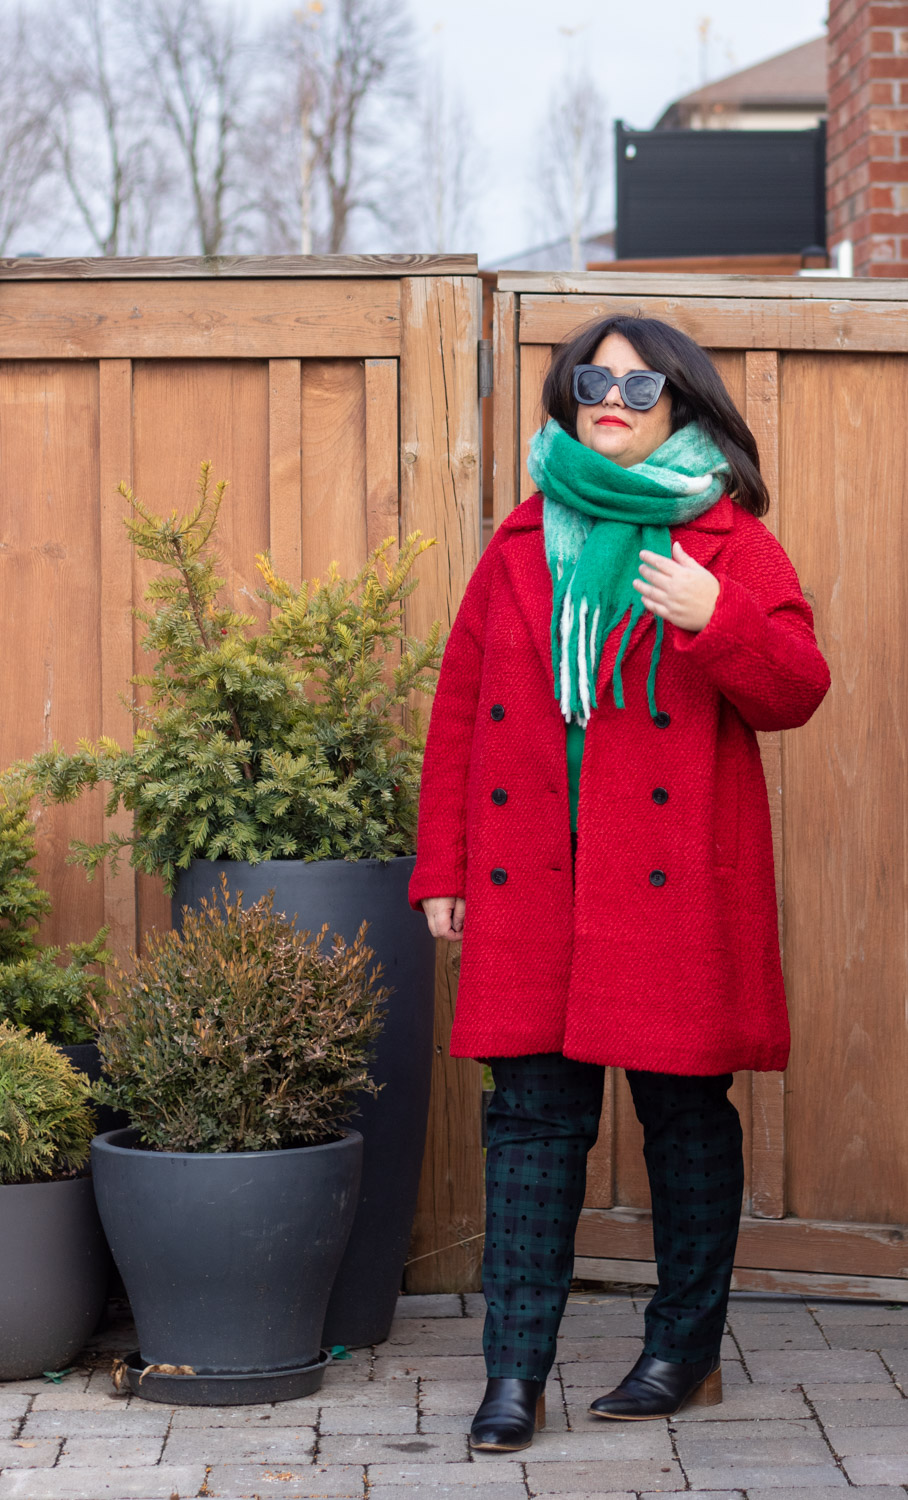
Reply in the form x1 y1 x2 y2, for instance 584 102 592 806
652 787 669 805
649 869 667 887
492 787 508 805
490 703 505 721
653 711 671 728
491 867 508 885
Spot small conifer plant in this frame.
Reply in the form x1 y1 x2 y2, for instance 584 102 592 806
0 1023 95 1184
94 875 387 1154
0 773 110 1043
28 464 442 891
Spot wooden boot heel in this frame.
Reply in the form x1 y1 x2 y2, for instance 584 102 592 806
535 1392 546 1430
690 1365 722 1407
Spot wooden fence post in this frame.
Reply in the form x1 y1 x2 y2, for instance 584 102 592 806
399 274 485 1293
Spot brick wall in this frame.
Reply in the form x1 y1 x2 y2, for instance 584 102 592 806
828 1 908 275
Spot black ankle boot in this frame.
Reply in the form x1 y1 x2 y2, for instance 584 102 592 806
589 1353 721 1420
469 1377 546 1451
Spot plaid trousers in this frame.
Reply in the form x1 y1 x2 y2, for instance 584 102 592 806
482 1052 744 1381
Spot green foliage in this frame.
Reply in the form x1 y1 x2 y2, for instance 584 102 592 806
0 773 52 962
28 463 442 892
0 774 110 1044
0 1023 95 1184
95 875 387 1154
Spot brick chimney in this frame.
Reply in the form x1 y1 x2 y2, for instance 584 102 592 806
827 1 908 275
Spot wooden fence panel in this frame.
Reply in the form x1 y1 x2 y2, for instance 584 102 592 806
779 352 908 1229
0 280 402 360
495 274 908 1301
399 275 484 1293
99 359 137 961
0 361 106 952
0 262 484 1296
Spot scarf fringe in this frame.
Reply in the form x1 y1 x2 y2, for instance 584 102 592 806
559 592 573 721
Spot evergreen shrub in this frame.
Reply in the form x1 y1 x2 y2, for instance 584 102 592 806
95 875 387 1154
28 464 442 892
0 774 110 1043
0 1023 95 1183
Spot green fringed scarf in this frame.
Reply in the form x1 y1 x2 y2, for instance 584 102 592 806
527 418 730 725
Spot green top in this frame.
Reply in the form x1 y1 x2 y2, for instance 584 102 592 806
567 719 585 833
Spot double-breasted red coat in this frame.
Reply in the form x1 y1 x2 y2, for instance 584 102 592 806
408 491 830 1075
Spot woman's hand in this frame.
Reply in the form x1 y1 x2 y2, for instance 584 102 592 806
633 541 720 633
421 896 465 941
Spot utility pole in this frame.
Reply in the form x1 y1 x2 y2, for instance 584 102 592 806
294 2 322 256
697 16 712 87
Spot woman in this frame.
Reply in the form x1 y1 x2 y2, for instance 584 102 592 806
408 315 830 1451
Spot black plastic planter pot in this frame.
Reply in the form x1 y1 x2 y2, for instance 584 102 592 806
0 1176 110 1379
57 1043 129 1136
91 1127 362 1404
173 855 435 1349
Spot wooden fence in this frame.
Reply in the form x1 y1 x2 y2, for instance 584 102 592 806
3 260 907 1300
0 254 484 1288
490 271 908 1300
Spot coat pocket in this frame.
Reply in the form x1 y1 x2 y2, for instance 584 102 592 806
712 710 741 871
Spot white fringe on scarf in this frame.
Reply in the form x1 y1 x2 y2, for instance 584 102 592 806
559 593 601 729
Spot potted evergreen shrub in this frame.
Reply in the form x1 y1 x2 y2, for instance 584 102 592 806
0 1024 110 1378
0 772 123 1130
0 770 111 1048
30 465 440 1348
91 877 385 1404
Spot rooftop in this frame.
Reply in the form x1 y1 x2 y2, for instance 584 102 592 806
655 36 827 128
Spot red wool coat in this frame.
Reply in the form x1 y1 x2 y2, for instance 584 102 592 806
408 492 830 1075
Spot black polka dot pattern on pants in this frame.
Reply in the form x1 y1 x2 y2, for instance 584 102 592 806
482 1052 604 1383
480 1053 744 1379
627 1067 744 1365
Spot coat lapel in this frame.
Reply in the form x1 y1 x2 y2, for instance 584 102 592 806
500 527 557 689
498 494 735 698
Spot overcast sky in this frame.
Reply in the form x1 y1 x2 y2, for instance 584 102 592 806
409 0 828 262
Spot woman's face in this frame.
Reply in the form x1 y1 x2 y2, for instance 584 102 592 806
574 331 674 467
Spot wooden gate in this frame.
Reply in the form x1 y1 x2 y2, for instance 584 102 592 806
5 260 908 1300
488 271 908 1301
0 256 484 1286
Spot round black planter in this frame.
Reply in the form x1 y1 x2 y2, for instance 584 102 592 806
57 1043 129 1137
91 1127 362 1403
0 1176 110 1379
173 855 435 1349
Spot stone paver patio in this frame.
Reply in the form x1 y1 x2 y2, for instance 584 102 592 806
1 1289 906 1499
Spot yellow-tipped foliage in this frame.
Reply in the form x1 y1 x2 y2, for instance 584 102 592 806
0 1024 95 1183
29 465 443 891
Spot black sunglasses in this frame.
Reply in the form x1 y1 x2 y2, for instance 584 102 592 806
572 364 668 411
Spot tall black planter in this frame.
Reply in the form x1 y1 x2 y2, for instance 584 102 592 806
57 1043 129 1137
173 855 435 1348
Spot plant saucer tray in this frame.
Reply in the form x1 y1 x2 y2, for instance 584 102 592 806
123 1347 331 1405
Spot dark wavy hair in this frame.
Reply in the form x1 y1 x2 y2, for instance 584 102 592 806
540 313 769 517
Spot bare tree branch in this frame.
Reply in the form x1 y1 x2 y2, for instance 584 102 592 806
536 69 611 271
132 0 257 256
246 0 415 255
0 9 54 255
35 0 169 256
408 63 482 252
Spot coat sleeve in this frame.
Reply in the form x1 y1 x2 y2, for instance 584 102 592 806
407 531 502 912
671 517 831 732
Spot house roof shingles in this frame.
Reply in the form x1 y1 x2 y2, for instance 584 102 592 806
655 36 827 126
